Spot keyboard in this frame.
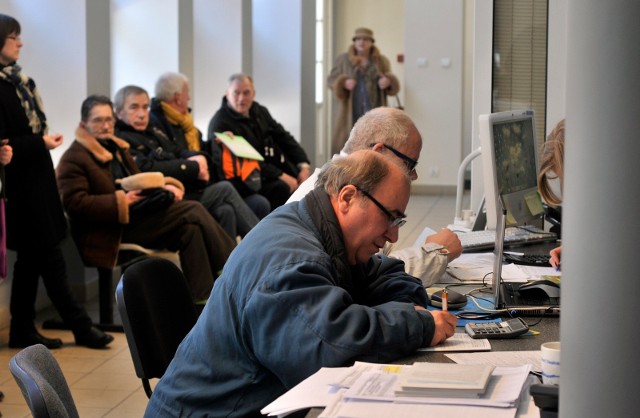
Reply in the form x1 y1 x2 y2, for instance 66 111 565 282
456 227 557 251
503 253 552 267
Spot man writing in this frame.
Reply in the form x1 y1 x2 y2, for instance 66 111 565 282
145 150 457 417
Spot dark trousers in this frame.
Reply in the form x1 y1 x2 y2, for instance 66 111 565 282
260 179 292 211
122 200 235 301
10 242 92 336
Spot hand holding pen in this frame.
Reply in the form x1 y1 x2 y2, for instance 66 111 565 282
549 246 562 271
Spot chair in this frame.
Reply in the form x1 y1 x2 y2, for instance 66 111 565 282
9 344 79 418
116 257 198 398
43 243 179 333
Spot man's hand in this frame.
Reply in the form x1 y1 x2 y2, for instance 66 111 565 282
426 229 462 262
187 155 210 183
279 172 299 192
43 133 63 150
297 165 311 183
164 184 184 201
428 310 458 346
549 246 562 270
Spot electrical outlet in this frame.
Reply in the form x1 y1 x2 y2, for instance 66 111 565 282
429 166 440 178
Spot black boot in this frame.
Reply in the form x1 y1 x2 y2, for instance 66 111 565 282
9 330 63 349
73 326 114 349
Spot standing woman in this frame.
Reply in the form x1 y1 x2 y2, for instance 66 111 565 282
327 27 400 154
0 14 113 349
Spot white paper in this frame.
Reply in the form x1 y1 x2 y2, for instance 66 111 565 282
446 350 542 373
416 332 491 352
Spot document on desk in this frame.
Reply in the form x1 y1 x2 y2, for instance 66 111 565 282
416 332 491 352
446 350 542 373
320 390 517 418
342 364 531 408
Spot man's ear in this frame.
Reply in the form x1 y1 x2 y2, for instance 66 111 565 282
337 185 357 215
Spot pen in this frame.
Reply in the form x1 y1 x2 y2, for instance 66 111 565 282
442 289 448 312
555 262 561 272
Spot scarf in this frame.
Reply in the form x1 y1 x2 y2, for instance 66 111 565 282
0 63 47 135
160 101 201 151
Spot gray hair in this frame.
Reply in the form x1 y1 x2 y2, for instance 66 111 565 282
342 107 415 154
228 73 254 87
316 150 409 196
113 85 148 113
155 72 189 101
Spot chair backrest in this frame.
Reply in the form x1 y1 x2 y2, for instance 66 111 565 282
116 257 198 397
10 344 79 418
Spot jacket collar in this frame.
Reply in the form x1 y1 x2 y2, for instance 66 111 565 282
75 125 130 164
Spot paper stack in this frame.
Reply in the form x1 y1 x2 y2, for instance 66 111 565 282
394 363 495 398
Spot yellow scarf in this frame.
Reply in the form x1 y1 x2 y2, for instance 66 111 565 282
160 101 201 151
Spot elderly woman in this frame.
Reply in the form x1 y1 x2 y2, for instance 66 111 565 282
327 27 400 154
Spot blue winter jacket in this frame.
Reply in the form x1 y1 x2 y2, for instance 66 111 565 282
145 189 435 417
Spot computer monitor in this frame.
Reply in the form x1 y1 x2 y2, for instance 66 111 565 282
479 109 545 230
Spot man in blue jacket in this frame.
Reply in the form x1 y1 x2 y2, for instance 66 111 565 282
145 150 457 418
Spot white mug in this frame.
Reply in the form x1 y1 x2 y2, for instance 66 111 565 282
541 341 560 385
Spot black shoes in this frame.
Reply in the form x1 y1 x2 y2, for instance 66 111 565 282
74 326 114 349
9 331 63 349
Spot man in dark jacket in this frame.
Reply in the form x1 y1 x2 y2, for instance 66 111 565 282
150 72 270 218
145 150 457 417
57 95 236 303
114 84 259 239
207 73 312 209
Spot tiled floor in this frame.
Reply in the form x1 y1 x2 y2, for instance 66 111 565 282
0 192 463 417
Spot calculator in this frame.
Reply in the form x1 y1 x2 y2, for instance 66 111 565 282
465 317 529 339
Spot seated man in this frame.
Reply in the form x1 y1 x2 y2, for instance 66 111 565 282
149 72 270 219
56 95 236 304
114 84 259 240
288 107 462 287
145 150 457 417
207 73 312 210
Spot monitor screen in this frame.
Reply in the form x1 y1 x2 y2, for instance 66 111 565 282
480 110 544 230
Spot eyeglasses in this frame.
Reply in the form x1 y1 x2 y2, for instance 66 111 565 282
369 143 418 174
88 117 115 126
353 185 407 228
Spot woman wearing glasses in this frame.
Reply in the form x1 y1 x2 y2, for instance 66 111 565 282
0 14 113 349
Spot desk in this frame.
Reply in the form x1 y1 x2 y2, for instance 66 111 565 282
304 241 560 417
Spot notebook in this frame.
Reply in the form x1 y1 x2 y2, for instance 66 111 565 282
492 204 560 316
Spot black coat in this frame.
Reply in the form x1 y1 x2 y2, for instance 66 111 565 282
207 97 310 182
0 76 67 251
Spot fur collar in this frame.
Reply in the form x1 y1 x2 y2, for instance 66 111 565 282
348 44 382 69
75 125 130 164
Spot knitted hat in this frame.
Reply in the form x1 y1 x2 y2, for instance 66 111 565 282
352 27 374 42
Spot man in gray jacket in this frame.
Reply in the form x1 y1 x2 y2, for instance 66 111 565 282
145 150 457 418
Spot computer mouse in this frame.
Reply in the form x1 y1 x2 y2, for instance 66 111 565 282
429 289 468 309
517 279 561 299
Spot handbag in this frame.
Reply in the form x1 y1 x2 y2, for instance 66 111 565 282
394 95 404 110
129 188 175 217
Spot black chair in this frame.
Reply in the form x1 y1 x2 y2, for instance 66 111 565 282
10 344 79 418
116 257 198 398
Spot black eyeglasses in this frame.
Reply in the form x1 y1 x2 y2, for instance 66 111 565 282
353 185 407 228
369 143 418 173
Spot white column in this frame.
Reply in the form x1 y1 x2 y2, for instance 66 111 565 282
562 0 640 416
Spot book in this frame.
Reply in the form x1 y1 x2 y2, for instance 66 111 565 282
394 362 495 398
214 132 264 161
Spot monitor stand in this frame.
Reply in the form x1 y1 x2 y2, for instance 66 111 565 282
492 204 508 310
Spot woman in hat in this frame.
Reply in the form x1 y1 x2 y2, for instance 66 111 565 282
328 27 400 154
